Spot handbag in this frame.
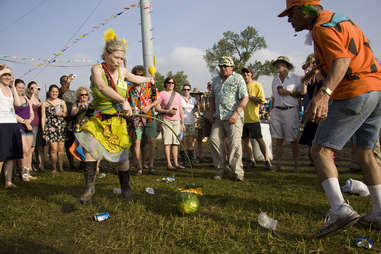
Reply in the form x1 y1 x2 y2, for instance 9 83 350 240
157 90 176 133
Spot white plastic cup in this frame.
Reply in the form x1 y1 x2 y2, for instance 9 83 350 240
258 212 277 231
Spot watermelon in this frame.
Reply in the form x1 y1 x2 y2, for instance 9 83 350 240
177 192 200 215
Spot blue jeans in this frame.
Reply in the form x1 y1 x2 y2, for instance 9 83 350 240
314 91 381 150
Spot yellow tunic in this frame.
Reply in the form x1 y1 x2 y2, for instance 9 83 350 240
75 65 132 162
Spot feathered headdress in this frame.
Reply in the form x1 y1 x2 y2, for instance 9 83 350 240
103 28 128 51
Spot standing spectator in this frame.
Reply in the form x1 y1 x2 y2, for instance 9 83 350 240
41 84 67 173
191 88 205 162
157 76 185 170
0 65 23 188
181 84 198 165
280 0 381 237
26 81 44 172
126 65 160 175
270 56 304 172
14 79 36 181
298 54 323 165
59 74 77 170
71 87 91 132
209 56 249 181
71 87 93 171
241 67 272 169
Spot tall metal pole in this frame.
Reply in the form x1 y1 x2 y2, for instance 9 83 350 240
140 0 154 71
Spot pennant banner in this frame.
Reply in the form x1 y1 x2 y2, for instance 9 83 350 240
19 2 145 77
0 55 99 64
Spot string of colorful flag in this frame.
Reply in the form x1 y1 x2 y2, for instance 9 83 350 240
0 55 98 64
0 57 95 68
20 2 153 77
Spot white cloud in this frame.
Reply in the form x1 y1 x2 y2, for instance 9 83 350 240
156 47 212 91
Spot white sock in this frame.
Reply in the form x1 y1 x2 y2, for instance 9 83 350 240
321 178 345 211
367 185 381 215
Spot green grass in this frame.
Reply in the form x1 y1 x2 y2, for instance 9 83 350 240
0 144 380 253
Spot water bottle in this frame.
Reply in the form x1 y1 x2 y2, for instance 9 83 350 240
178 132 184 140
258 212 277 231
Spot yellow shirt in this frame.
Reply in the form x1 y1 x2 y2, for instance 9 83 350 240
244 81 265 123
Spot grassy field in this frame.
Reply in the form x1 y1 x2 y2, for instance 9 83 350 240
0 143 380 253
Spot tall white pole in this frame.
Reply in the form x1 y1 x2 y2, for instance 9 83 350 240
140 0 154 71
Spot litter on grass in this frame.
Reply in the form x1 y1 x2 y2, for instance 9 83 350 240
355 237 373 249
94 212 110 222
341 178 370 197
258 212 277 231
98 173 106 178
145 187 155 195
162 177 175 183
113 188 121 194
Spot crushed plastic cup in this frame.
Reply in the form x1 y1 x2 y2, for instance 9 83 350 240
341 178 370 197
98 173 106 179
355 237 373 249
258 212 277 231
113 188 121 195
145 187 155 195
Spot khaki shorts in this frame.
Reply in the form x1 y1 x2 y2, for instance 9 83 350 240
270 107 300 142
162 119 181 145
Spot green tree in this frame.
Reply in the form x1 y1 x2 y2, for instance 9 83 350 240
154 70 189 92
204 26 276 79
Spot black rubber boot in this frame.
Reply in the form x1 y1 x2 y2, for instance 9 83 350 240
80 161 97 204
118 170 133 202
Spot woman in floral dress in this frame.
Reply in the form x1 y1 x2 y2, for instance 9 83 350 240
41 84 67 173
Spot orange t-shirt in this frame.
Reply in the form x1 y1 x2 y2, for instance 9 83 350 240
313 10 381 100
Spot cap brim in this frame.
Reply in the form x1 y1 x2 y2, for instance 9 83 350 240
278 7 291 17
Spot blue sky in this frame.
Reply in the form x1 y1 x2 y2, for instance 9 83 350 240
1 0 380 98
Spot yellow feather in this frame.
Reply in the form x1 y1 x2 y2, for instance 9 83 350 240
103 28 117 42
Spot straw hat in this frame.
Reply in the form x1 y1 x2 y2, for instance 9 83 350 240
272 56 294 70
190 88 203 95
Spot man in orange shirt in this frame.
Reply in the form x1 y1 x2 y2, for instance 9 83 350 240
279 0 381 237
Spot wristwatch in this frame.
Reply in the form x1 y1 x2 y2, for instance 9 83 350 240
320 86 332 96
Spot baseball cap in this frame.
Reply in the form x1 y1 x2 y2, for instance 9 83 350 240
278 0 321 17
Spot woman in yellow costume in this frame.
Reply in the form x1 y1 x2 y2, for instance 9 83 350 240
75 29 154 203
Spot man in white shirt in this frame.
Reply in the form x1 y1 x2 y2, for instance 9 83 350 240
270 56 304 171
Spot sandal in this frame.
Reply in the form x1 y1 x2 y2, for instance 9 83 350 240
175 164 185 169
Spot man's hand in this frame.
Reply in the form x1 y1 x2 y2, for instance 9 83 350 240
305 91 330 123
229 111 238 125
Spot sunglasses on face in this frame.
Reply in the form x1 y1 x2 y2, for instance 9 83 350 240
135 73 144 76
167 81 175 84
80 94 88 97
183 88 190 91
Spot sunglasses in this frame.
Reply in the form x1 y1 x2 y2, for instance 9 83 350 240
167 81 175 84
135 73 144 76
80 94 89 97
183 88 190 91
